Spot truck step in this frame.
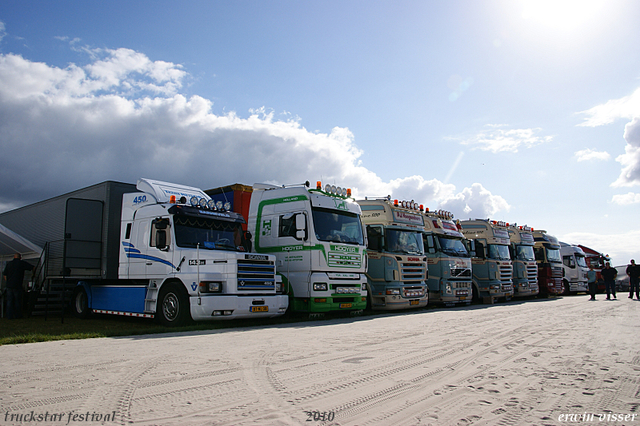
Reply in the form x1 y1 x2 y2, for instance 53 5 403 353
30 310 65 316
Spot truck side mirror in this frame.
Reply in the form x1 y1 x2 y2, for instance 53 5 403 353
474 241 483 259
243 231 252 252
425 235 436 254
464 239 476 257
295 213 307 240
366 226 383 251
156 230 168 251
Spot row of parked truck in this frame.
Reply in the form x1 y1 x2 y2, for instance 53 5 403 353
0 178 610 325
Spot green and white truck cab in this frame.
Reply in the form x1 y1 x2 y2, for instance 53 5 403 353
245 181 368 314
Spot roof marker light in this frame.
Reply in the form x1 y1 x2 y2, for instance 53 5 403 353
317 181 322 189
170 195 176 203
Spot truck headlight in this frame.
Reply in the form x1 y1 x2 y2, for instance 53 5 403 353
313 283 328 291
199 281 222 293
386 288 401 295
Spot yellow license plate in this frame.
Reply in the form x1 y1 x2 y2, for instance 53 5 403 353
339 303 352 309
250 306 269 312
460 297 466 300
410 300 419 305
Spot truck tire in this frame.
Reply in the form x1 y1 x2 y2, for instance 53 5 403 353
471 283 480 303
72 286 91 319
562 280 571 296
157 283 190 326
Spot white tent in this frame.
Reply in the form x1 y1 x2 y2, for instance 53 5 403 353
0 223 42 262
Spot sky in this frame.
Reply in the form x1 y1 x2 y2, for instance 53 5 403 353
0 0 639 263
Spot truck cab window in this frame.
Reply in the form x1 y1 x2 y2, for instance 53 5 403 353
279 214 298 239
563 256 575 268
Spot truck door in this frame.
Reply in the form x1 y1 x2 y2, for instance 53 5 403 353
127 219 149 279
279 212 311 296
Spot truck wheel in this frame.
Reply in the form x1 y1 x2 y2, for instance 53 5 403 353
157 283 190 326
72 286 91 319
562 280 571 296
365 284 374 310
471 284 480 303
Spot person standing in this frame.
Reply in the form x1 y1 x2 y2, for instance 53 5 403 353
627 259 640 300
2 253 34 319
587 264 597 301
601 262 617 300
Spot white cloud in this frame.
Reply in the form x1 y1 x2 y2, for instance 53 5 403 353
611 192 640 205
0 50 511 222
0 21 6 43
439 183 511 219
578 88 640 188
611 117 640 187
574 148 610 162
578 87 640 127
458 124 552 153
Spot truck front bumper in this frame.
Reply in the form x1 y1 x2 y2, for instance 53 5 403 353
189 294 289 320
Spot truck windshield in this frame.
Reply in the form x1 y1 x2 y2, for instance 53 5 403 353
437 236 468 257
488 244 510 260
514 245 535 261
174 216 242 251
386 229 424 255
576 255 587 268
587 256 605 269
546 248 562 263
311 207 364 245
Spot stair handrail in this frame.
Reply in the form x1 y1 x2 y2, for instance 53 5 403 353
32 242 49 293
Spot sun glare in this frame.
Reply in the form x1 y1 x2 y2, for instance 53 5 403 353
520 0 607 31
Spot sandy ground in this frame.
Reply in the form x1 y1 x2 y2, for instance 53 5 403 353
1 295 639 426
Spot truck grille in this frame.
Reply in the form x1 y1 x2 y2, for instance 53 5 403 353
451 267 471 277
526 263 538 279
550 266 563 278
499 264 513 284
237 259 275 290
401 262 427 283
454 282 471 289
